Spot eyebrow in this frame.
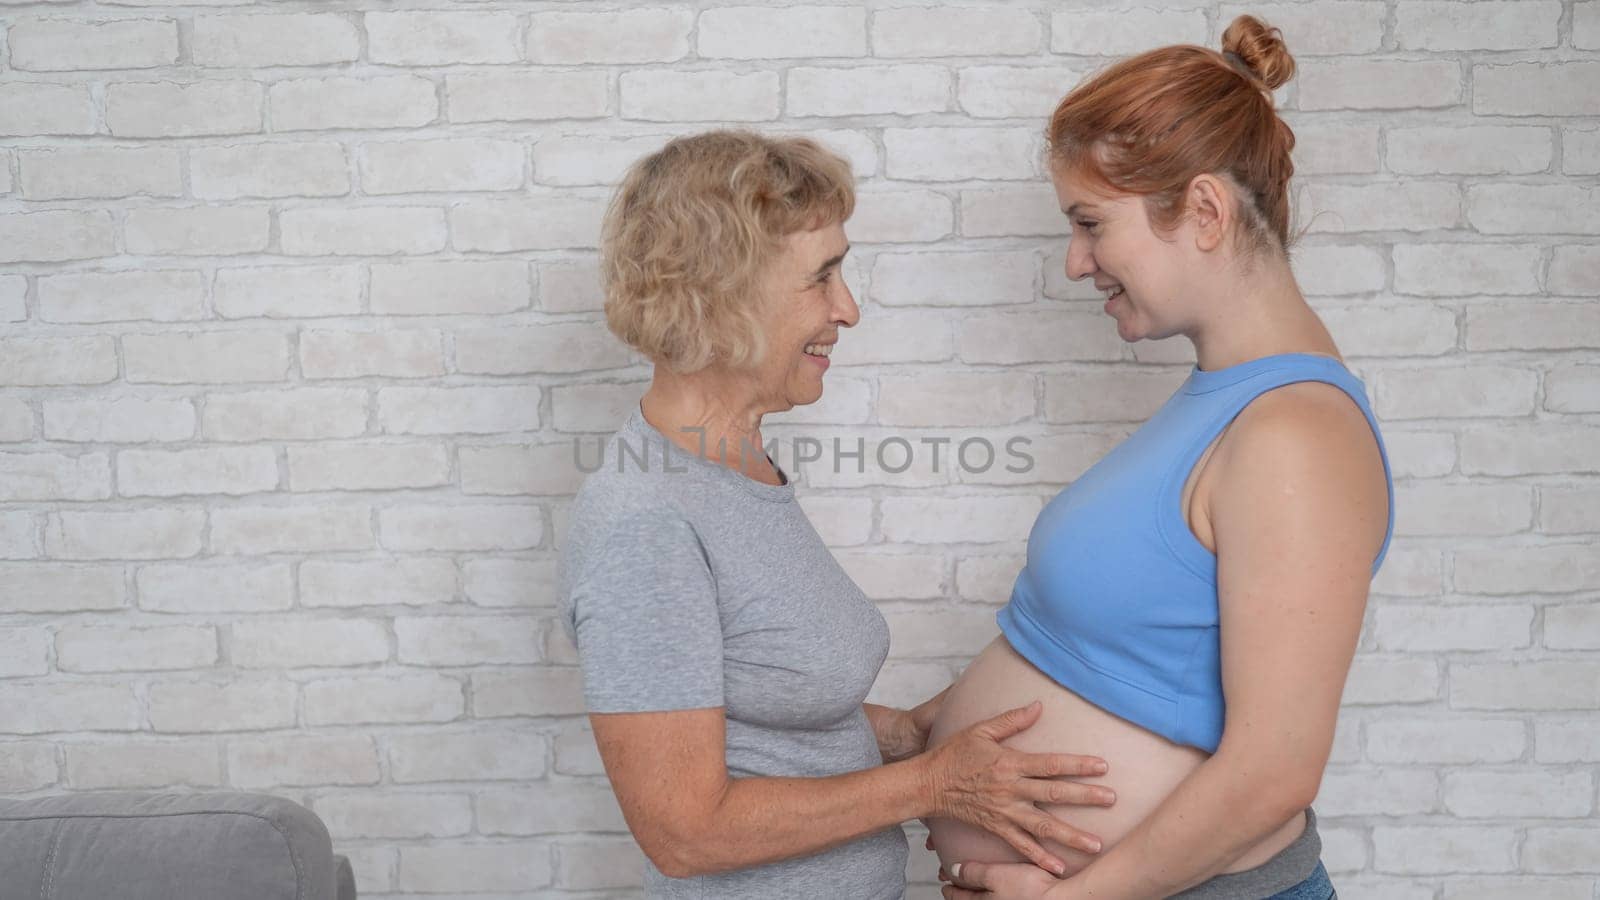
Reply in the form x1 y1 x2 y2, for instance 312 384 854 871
1063 203 1098 217
811 244 850 277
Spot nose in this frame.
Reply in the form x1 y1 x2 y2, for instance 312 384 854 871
833 278 861 328
1065 236 1096 281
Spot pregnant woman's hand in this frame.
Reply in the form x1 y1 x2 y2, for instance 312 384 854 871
919 700 1114 876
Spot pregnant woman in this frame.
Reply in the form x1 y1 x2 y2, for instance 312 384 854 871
930 17 1393 900
560 130 1115 900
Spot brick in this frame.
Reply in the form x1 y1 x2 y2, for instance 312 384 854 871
1467 184 1600 234
800 128 879 177
1374 366 1535 419
0 210 115 263
191 142 350 200
305 673 463 725
472 667 584 717
1050 8 1206 55
446 70 609 123
1296 60 1462 110
228 735 379 789
371 260 530 315
1287 120 1382 175
214 265 363 318
315 792 472 840
2 565 126 614
300 329 445 380
0 83 94 136
538 260 603 313
117 446 278 497
1446 878 1591 900
552 722 603 775
280 206 446 256
0 336 115 387
1525 829 1600 874
366 11 520 65
1445 770 1592 818
65 741 221 789
1475 63 1600 117
769 376 871 426
871 250 1033 306
1045 370 1184 423
884 608 1002 659
1393 483 1532 537
209 505 372 555
299 557 457 608
1316 768 1437 817
876 6 1040 56
340 848 395 894
359 138 523 194
399 844 553 893
148 679 295 732
1372 604 1532 651
1322 302 1455 362
380 505 543 552
844 189 952 244
1387 126 1552 175
884 127 1038 181
1466 303 1600 351
389 732 546 783
1549 245 1600 293
9 17 177 70
528 9 691 63
465 558 557 609
1381 431 1455 479
0 743 58 792
1219 2 1386 54
1298 182 1460 233
1373 826 1516 874
1454 544 1600 594
835 551 945 600
0 684 140 734
1343 656 1441 705
192 13 358 66
0 627 49 677
1396 1 1561 49
449 197 605 252
460 443 582 497
1292 244 1387 295
954 554 1024 603
620 70 778 121
0 451 112 499
232 618 388 668
1542 485 1600 533
1567 128 1600 175
395 615 540 666
0 512 39 559
956 65 1083 119
533 134 668 187
880 495 1038 545
377 385 541 435
1537 718 1600 763
879 373 1034 426
1461 426 1600 476
698 6 865 58
106 81 262 137
125 206 271 256
454 322 631 376
549 383 643 433
960 186 1069 237
269 76 436 131
0 277 21 324
555 838 646 891
1368 717 1525 764
788 65 948 117
476 783 626 835
19 147 179 200
138 562 293 613
1580 1 1600 49
203 388 366 441
38 270 205 323
46 508 203 559
1453 662 1600 710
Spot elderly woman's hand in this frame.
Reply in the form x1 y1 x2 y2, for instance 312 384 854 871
919 700 1114 876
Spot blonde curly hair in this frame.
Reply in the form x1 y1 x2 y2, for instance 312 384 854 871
600 130 855 374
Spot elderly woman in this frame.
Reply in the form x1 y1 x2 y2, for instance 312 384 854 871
558 130 1117 899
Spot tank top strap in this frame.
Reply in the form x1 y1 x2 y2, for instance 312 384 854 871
1154 353 1395 582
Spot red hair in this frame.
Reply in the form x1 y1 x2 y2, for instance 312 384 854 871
1047 16 1298 254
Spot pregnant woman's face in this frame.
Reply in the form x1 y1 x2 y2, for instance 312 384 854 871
750 222 859 410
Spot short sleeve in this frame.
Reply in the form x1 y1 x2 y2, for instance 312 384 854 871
565 510 724 714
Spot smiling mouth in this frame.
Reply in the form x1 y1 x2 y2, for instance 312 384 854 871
1100 285 1125 300
803 343 834 358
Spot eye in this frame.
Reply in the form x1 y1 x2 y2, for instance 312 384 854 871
1075 219 1101 234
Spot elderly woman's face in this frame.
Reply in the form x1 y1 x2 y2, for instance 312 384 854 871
753 221 858 411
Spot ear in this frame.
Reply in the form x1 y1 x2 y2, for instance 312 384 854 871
1185 174 1233 253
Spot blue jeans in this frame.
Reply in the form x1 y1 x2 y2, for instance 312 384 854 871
1264 861 1335 900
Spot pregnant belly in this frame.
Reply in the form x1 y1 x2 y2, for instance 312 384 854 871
925 636 1303 877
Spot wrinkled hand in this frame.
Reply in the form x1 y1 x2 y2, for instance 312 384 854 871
941 860 1062 899
923 701 1114 876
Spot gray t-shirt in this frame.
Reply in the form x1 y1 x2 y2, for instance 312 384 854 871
559 407 908 900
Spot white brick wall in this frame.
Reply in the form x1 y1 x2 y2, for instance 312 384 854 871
0 2 1594 898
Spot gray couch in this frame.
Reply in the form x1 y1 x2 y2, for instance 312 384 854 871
0 791 356 900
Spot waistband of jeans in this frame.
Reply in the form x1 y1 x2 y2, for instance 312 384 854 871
1164 806 1322 900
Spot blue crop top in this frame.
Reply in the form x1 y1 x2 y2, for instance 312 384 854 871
997 353 1395 753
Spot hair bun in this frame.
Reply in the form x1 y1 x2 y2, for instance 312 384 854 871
1221 15 1296 90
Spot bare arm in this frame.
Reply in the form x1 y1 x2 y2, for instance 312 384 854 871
944 384 1389 899
865 685 951 762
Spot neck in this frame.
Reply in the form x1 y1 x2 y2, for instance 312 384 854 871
1187 253 1339 371
639 365 774 476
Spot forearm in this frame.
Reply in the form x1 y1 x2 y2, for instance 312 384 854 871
670 756 933 876
1048 750 1311 899
863 702 915 762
